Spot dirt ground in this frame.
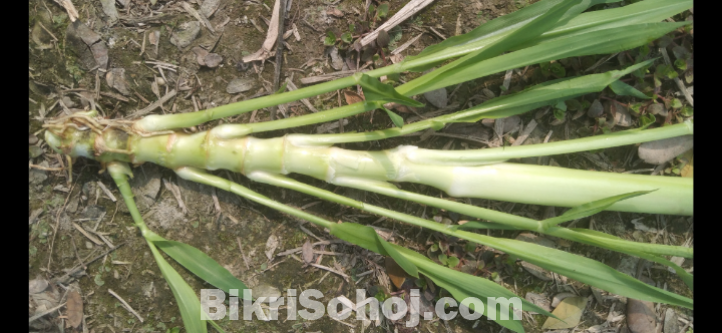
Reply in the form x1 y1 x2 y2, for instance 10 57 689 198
29 0 693 332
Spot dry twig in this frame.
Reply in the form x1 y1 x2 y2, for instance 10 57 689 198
360 0 436 47
243 0 282 63
52 0 79 22
270 0 288 120
127 89 177 118
108 289 145 322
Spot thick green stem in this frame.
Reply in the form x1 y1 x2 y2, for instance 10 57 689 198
119 123 694 215
51 114 691 216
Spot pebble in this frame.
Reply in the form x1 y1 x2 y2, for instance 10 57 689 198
587 99 604 118
251 283 282 303
329 47 344 71
29 277 49 294
647 103 668 117
423 88 448 108
612 102 633 127
82 205 106 219
481 88 496 99
62 96 76 108
29 162 48 185
192 46 209 65
29 134 39 145
170 21 201 48
204 53 223 68
638 136 693 164
663 308 679 333
200 0 222 18
627 299 658 333
226 78 255 94
106 68 131 96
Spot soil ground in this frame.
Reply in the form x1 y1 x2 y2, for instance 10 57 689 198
29 1 693 332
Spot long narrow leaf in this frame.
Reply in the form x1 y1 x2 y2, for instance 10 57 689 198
512 0 692 50
546 227 693 259
424 277 525 333
539 191 653 231
330 222 553 333
208 320 228 333
402 0 597 96
134 0 690 132
409 0 621 61
336 177 690 259
454 221 523 231
108 163 208 333
381 106 405 128
403 0 689 74
252 171 693 301
264 171 692 308
401 22 686 95
109 163 251 301
454 221 693 287
179 168 554 329
295 60 657 146
330 222 419 278
454 230 692 308
265 0 691 137
331 220 561 318
563 228 693 289
451 60 654 122
326 176 690 261
610 80 652 99
154 239 250 299
147 240 208 333
329 179 692 308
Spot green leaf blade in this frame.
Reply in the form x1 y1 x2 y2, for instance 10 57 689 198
402 0 596 96
539 190 653 230
514 0 692 50
453 221 523 231
403 22 685 95
154 240 250 299
562 228 693 289
147 241 208 333
438 61 652 124
409 0 622 60
397 245 556 331
358 74 424 107
331 222 418 278
381 106 404 128
455 231 693 309
610 80 651 99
